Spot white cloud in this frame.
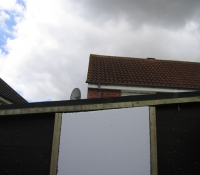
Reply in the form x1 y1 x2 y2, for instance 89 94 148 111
1 0 200 102
0 0 16 10
0 0 24 51
0 1 89 101
0 0 24 18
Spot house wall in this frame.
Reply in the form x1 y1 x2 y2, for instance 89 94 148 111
87 88 121 98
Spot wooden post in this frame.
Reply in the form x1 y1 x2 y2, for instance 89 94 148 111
50 113 62 175
150 106 158 175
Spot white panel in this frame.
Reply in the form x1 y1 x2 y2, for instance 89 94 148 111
58 107 150 175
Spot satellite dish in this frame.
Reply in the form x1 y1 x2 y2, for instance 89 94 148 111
70 88 81 100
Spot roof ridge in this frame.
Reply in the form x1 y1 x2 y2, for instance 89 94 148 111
90 54 200 64
90 54 144 60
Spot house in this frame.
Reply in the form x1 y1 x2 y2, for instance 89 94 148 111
0 77 27 104
86 54 200 98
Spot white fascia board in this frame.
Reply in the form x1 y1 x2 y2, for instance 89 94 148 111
88 83 194 93
0 96 13 104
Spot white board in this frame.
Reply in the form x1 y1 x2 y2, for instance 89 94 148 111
58 107 150 175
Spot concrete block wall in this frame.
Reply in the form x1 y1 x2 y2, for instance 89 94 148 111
87 88 121 99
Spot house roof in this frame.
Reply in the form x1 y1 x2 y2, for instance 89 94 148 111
0 78 28 104
86 54 200 89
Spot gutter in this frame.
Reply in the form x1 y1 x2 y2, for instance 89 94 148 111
88 83 195 93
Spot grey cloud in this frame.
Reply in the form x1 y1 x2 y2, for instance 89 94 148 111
80 0 200 29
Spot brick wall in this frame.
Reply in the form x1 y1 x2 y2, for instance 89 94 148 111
87 88 121 99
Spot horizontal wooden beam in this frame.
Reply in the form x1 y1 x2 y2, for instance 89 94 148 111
0 96 200 115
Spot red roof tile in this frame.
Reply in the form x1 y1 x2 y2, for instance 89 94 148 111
86 54 200 89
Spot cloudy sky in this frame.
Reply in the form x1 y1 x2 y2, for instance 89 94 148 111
1 0 200 102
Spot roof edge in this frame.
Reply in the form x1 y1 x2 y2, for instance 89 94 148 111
1 91 200 114
86 82 200 90
0 78 28 104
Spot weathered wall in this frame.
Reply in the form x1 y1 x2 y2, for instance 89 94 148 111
156 102 200 175
0 113 55 175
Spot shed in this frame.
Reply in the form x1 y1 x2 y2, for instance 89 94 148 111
0 91 200 175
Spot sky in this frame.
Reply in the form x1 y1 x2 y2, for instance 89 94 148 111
58 107 150 175
0 0 200 102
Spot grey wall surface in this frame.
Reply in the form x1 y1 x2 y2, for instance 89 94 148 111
58 107 150 175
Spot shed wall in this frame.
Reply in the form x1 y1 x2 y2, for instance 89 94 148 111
0 113 55 175
156 102 200 175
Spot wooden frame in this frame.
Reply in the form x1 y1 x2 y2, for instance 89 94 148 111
150 107 158 175
50 113 62 175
